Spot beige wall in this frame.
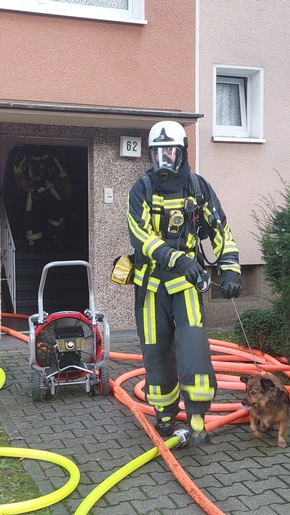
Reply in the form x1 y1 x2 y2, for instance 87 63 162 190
199 0 290 266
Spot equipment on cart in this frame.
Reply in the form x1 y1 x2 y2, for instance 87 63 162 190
28 260 110 401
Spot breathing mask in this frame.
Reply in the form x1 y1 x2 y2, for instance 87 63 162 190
149 146 184 180
148 121 188 181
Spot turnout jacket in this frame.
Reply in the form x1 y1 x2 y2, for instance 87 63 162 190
127 170 241 295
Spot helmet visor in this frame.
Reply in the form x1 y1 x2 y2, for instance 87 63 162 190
150 146 183 175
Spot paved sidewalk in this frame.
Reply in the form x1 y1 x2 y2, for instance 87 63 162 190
1 326 290 515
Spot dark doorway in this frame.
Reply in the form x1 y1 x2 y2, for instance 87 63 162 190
2 143 90 316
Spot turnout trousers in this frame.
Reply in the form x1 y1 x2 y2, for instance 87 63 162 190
135 282 217 422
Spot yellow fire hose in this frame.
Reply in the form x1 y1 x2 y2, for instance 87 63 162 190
0 447 80 514
75 435 180 515
0 368 6 389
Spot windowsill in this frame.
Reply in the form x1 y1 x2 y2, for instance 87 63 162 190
212 137 266 143
0 5 148 25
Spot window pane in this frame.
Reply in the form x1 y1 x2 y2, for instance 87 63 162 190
216 82 241 126
53 0 128 7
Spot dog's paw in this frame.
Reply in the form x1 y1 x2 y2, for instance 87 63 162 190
278 439 288 448
252 430 262 438
259 422 267 433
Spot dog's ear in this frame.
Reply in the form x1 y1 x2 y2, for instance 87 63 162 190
240 375 250 384
261 377 276 392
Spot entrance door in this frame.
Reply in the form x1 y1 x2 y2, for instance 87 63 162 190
2 143 90 315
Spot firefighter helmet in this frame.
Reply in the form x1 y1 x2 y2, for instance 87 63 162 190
148 121 188 178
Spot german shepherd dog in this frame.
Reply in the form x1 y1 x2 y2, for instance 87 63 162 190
240 374 290 448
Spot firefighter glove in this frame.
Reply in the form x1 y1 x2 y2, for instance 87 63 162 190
176 255 204 285
220 271 242 299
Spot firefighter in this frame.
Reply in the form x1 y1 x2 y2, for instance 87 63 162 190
13 147 72 249
127 121 242 445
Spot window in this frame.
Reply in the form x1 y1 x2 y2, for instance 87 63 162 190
213 66 265 142
209 265 262 301
0 0 146 24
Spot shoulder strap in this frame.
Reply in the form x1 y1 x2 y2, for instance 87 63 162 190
141 175 153 205
142 173 204 208
189 173 204 206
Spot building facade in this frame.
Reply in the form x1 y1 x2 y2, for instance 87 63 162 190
0 1 289 329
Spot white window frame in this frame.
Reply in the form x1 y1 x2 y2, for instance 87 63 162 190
0 1 147 25
213 65 265 143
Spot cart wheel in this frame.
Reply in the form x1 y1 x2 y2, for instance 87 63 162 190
31 372 46 402
99 367 111 395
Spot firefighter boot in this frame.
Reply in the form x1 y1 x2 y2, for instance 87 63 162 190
189 414 211 446
155 415 176 436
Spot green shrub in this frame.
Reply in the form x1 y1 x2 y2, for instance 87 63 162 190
252 175 290 331
233 307 289 357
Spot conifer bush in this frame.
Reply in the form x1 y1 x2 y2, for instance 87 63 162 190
233 174 290 357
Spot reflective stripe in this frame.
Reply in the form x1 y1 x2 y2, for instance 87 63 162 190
203 208 240 258
133 264 147 286
165 276 192 294
186 232 196 250
152 194 164 208
147 383 180 407
213 229 223 254
128 213 148 243
141 201 152 230
144 290 156 344
48 217 64 227
163 198 184 210
223 242 239 253
203 203 211 220
180 374 215 402
127 199 152 243
220 262 241 274
151 195 163 234
184 288 202 327
142 236 164 258
147 276 160 292
26 192 32 212
46 183 62 200
167 250 183 268
26 230 42 244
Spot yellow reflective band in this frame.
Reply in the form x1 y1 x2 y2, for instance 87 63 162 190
220 263 241 274
149 384 161 396
144 291 156 344
142 236 164 258
133 264 147 286
223 242 239 253
213 229 223 254
184 288 202 327
127 212 150 243
203 203 211 220
151 213 162 235
185 250 196 259
180 374 215 402
168 251 183 268
147 276 160 292
147 383 180 407
165 276 192 294
152 194 164 207
163 198 184 210
186 233 197 249
141 201 152 230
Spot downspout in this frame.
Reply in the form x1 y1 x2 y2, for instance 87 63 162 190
195 0 200 174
